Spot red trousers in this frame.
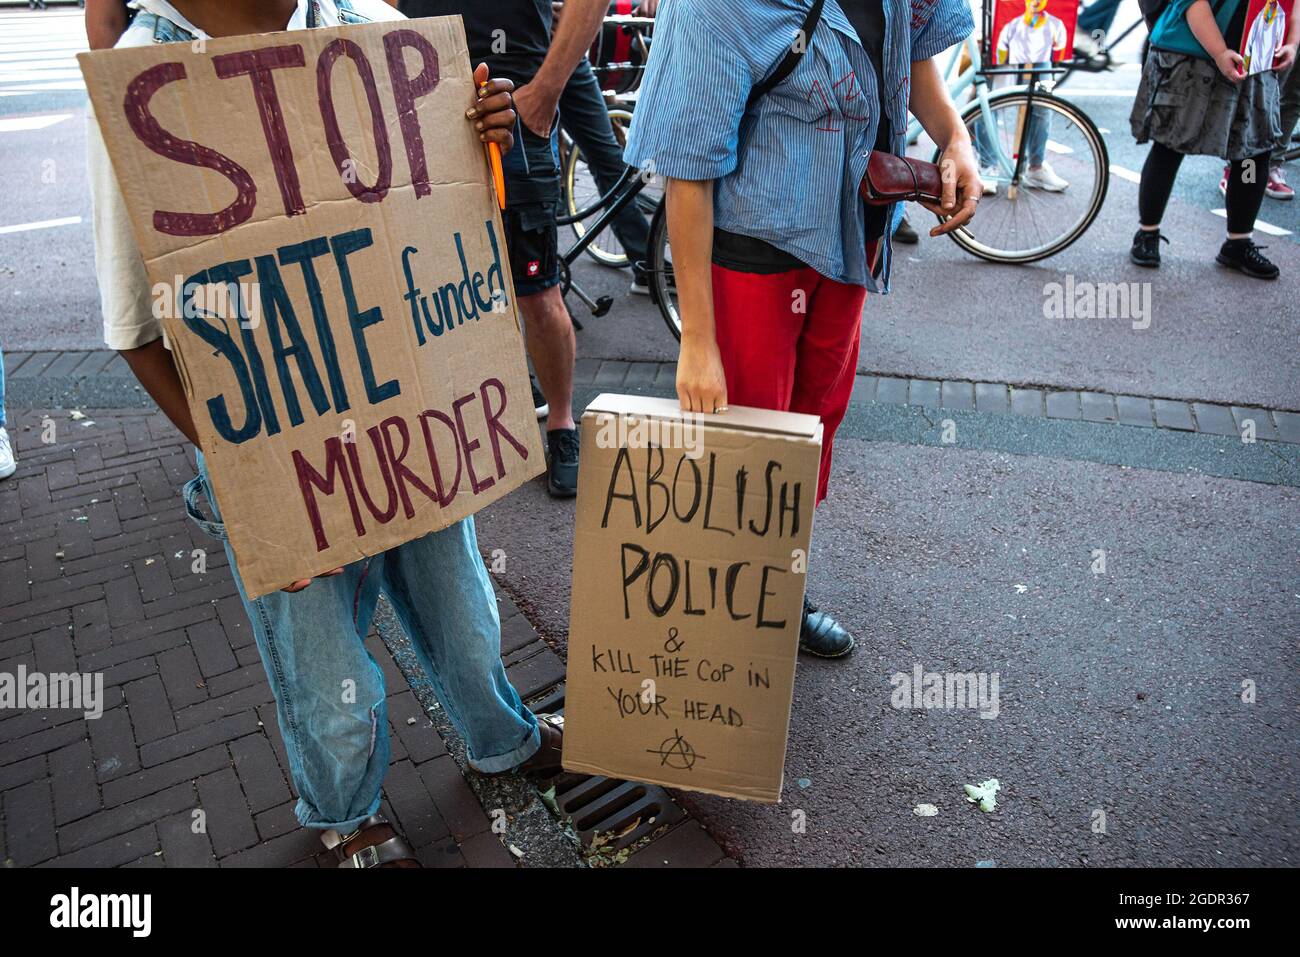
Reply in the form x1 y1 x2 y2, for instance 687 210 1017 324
711 263 867 505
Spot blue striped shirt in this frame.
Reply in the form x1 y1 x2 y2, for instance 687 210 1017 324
623 0 973 292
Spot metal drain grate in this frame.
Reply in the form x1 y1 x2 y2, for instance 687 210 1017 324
528 683 686 850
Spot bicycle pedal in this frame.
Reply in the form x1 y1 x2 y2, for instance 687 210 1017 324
591 296 613 318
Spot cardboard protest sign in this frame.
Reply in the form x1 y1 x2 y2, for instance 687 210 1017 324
561 394 822 803
79 17 544 598
1240 0 1293 75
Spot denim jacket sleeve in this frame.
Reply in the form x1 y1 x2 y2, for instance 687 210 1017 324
908 0 975 62
622 0 767 181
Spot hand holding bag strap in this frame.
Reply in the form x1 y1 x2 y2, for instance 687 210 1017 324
746 0 826 111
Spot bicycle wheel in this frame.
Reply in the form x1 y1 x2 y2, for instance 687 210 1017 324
647 198 681 341
938 90 1109 264
564 107 636 267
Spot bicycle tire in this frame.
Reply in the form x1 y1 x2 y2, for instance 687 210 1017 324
938 90 1109 264
563 108 636 268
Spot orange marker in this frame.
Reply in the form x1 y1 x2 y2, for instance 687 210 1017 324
479 79 507 210
487 141 506 210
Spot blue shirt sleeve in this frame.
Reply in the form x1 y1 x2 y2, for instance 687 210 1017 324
622 0 761 181
909 0 975 62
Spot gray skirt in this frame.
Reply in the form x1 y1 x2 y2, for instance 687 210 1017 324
1130 50 1282 160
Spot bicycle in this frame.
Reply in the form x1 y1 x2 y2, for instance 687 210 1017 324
581 4 1115 340
558 162 662 327
559 13 656 269
555 11 669 328
905 26 1110 264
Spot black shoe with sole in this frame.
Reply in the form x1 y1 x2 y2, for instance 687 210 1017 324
893 215 919 245
799 597 855 658
1130 228 1167 267
546 428 580 498
1216 237 1279 280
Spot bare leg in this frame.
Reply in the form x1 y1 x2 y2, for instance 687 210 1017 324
517 285 575 432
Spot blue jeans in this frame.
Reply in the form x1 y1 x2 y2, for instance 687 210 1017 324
978 62 1052 170
0 342 6 428
559 57 650 264
184 453 539 832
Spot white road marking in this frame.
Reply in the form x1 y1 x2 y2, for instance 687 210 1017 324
1109 164 1142 184
0 216 82 236
1046 140 1073 155
0 69 84 82
0 112 70 132
0 82 87 94
0 12 88 99
1211 209 1293 236
0 58 80 71
0 47 85 61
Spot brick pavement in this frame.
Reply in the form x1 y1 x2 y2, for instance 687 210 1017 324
0 407 731 868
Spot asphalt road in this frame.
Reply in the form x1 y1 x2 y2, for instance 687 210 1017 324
476 420 1298 866
1 4 1297 868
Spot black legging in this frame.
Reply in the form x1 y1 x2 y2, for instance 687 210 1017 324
1139 142 1270 235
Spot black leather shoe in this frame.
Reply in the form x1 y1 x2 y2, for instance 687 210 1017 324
546 428 580 498
893 214 919 245
799 597 855 658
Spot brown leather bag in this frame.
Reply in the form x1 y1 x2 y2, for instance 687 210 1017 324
859 152 944 205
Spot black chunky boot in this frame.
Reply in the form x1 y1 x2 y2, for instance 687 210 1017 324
1130 228 1167 267
1216 237 1279 280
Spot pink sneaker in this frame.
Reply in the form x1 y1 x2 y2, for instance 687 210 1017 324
1218 164 1229 197
1266 165 1294 201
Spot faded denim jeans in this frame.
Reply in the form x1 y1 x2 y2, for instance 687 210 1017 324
184 452 539 832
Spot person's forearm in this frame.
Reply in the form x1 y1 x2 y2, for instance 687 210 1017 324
665 177 717 345
908 58 970 150
1186 0 1229 59
85 0 129 49
120 339 201 448
532 0 608 96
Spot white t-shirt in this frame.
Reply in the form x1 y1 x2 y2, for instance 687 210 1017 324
89 0 404 350
1244 5 1287 75
995 13 1068 65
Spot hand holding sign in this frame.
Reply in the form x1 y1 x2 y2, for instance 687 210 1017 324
467 62 517 150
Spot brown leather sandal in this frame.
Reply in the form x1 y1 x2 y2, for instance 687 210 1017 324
481 713 564 778
325 815 421 869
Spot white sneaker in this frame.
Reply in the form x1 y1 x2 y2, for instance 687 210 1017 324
0 427 15 480
1024 162 1069 192
980 168 999 196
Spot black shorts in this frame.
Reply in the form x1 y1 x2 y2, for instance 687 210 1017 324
502 127 562 296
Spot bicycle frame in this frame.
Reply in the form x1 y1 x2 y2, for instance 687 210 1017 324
559 164 653 322
906 36 984 145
